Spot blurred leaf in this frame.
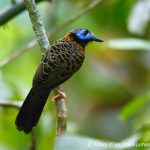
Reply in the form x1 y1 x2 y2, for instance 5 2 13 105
137 123 150 133
128 0 150 35
55 133 139 150
136 124 150 150
0 145 14 150
107 38 150 50
55 134 107 150
120 91 150 121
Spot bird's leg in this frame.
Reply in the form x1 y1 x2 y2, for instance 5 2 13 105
52 88 66 101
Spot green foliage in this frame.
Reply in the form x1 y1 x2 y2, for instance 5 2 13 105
120 92 150 121
107 38 150 50
0 0 150 149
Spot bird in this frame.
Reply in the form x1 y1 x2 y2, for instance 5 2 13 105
15 28 103 134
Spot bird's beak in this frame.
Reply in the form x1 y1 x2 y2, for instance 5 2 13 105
91 32 104 42
92 35 104 42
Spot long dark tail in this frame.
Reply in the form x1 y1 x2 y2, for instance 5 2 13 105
15 87 51 134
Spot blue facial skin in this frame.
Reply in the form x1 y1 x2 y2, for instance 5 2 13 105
72 28 104 48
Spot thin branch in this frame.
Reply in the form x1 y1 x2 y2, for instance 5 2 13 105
0 0 104 69
47 0 104 37
30 131 36 150
0 0 48 25
53 87 67 135
0 40 36 68
24 0 50 52
0 1 25 25
0 101 22 109
55 100 67 135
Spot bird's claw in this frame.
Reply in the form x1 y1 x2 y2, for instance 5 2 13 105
52 88 66 101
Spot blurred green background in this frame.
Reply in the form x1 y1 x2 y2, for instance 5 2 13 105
0 0 150 150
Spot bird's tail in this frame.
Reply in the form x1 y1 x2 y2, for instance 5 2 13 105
15 87 51 134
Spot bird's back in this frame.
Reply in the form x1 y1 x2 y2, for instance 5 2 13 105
16 38 85 133
33 38 85 89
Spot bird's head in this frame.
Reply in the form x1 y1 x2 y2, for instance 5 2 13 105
65 28 104 48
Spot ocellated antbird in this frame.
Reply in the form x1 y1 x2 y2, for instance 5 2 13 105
15 28 103 133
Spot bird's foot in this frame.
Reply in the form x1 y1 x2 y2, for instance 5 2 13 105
52 88 66 101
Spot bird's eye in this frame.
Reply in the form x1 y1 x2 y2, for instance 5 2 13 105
83 30 88 36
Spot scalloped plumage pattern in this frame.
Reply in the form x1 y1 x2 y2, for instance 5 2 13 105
15 35 85 133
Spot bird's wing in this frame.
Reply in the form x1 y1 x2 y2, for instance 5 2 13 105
33 52 71 90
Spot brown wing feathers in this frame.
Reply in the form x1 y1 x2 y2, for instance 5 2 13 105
15 37 85 133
